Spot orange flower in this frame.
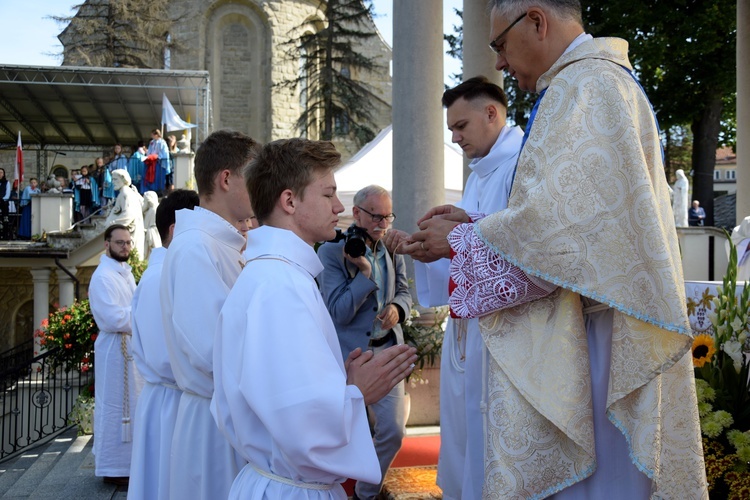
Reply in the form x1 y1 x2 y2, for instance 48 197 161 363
63 314 72 321
63 334 71 340
41 319 49 327
64 344 72 349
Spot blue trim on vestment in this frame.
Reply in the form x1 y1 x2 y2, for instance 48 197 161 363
473 227 689 335
530 462 597 500
508 88 547 197
608 411 656 479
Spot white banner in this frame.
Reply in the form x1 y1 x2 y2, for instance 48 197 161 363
161 93 197 132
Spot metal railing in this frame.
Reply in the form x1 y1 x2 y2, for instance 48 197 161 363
0 340 34 382
0 348 93 461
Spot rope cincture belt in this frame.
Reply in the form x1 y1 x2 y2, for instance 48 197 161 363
249 462 335 490
120 332 132 443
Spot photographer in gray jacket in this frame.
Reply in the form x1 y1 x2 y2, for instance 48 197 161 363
317 184 412 500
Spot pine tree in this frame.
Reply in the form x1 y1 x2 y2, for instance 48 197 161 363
278 0 390 147
55 0 180 69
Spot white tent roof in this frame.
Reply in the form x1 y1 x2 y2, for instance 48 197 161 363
334 126 464 227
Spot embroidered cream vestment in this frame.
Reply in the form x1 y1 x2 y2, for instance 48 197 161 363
475 38 707 499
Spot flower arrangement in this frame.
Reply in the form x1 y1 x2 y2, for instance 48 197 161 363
35 299 97 373
688 232 750 497
69 384 95 435
402 305 447 385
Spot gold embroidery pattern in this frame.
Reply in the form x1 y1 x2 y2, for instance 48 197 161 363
477 38 707 499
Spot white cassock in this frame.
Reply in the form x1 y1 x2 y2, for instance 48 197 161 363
160 207 246 500
414 125 522 500
211 225 380 499
128 247 177 500
89 254 138 478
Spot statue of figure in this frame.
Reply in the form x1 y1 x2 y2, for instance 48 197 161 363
672 169 689 227
142 191 161 260
106 169 145 258
177 132 191 153
45 174 62 194
731 216 750 281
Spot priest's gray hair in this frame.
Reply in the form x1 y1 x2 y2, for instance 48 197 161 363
353 185 390 207
488 0 582 25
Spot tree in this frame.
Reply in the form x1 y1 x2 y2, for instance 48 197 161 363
585 0 737 225
54 0 179 69
443 8 536 129
277 0 389 147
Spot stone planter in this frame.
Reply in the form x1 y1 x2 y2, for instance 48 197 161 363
405 361 440 426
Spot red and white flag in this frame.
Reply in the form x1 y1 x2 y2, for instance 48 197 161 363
14 131 23 184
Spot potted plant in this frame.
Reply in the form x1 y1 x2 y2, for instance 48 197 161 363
688 232 750 497
35 299 97 373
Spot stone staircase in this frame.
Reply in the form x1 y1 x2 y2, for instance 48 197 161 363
0 427 125 499
46 214 108 252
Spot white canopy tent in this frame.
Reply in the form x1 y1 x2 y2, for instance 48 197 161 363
335 125 464 227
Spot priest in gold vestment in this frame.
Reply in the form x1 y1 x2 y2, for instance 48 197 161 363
408 1 708 498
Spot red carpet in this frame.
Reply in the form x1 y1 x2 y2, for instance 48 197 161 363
343 433 440 496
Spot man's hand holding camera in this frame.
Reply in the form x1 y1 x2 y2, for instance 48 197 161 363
344 248 372 279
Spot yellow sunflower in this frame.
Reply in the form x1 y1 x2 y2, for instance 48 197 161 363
692 334 717 368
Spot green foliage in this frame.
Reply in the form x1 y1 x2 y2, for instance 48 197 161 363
402 306 447 382
35 300 97 373
276 0 389 146
692 232 750 495
128 247 147 284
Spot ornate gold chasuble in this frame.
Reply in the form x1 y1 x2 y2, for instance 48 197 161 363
474 38 707 499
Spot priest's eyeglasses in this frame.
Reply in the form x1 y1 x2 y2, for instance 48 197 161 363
356 206 396 224
489 12 527 55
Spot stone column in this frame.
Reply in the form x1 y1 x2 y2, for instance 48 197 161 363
30 268 51 355
462 0 503 185
737 0 750 224
392 2 444 246
57 266 77 308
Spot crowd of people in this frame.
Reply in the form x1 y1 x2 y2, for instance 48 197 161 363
83 1 713 499
0 131 182 241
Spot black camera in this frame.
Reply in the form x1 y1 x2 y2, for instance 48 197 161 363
329 224 371 258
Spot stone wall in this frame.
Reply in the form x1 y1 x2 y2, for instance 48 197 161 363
170 0 392 160
0 267 94 354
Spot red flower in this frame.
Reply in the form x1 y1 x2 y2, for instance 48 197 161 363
63 314 72 321
81 365 89 373
63 334 71 340
82 357 89 363
64 344 72 349
91 334 98 341
41 319 49 328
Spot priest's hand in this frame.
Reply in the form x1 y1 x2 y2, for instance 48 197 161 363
346 344 417 405
343 248 372 279
417 204 470 226
404 217 461 263
383 229 412 255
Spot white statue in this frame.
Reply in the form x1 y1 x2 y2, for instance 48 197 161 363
142 191 162 260
45 174 62 194
106 169 145 258
672 169 689 228
730 216 750 282
177 132 191 154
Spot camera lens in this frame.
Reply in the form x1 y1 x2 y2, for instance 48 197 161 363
344 237 367 258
